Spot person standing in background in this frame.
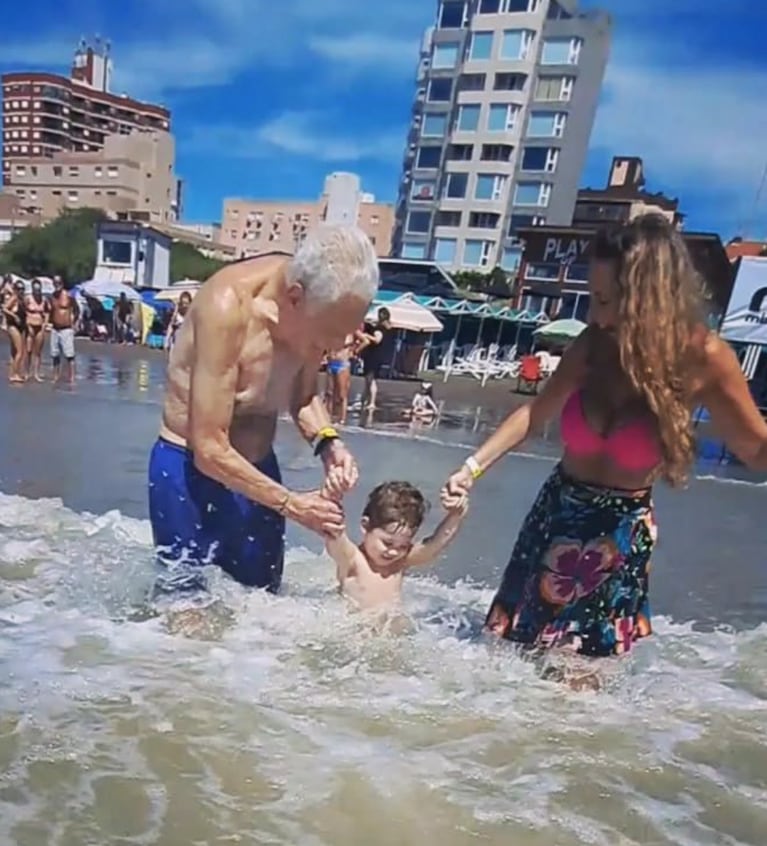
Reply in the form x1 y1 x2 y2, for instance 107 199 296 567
50 275 79 384
357 307 394 410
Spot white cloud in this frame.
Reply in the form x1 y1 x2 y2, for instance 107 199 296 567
0 1 430 98
188 110 406 164
309 34 420 75
587 21 767 232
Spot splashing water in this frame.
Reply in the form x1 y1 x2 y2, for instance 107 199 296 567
1 492 766 846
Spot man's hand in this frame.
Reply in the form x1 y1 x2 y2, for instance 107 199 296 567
286 490 345 535
321 440 359 497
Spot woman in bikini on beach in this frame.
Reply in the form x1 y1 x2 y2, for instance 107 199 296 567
25 279 49 382
165 291 192 352
3 279 27 383
442 214 767 665
325 333 356 425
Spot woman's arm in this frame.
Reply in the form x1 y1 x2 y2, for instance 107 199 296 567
468 334 587 472
698 334 767 471
441 334 588 504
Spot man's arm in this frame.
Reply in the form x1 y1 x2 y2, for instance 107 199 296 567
291 361 334 445
187 286 293 511
405 508 467 569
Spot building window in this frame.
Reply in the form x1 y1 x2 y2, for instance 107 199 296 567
480 0 539 10
67 190 79 202
458 73 486 91
501 246 522 272
443 172 468 199
436 210 462 227
481 143 514 162
475 174 507 201
402 242 427 260
439 1 466 28
416 146 442 169
526 111 566 137
541 37 582 65
514 182 551 206
422 113 448 137
15 166 26 177
468 212 500 229
427 78 453 102
521 146 558 172
488 103 520 132
107 166 119 177
446 143 473 161
68 167 79 176
411 179 436 201
406 210 431 233
524 263 559 281
469 32 494 61
102 239 132 265
433 42 460 69
535 75 574 101
463 239 494 268
500 30 535 61
494 72 526 91
456 104 480 132
434 238 457 264
95 166 103 177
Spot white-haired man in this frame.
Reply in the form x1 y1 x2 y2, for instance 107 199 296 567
148 224 379 599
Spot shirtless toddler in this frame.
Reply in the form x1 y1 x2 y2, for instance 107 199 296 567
323 479 467 610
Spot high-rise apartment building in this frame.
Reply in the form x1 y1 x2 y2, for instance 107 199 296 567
222 172 395 258
393 0 610 273
2 38 170 188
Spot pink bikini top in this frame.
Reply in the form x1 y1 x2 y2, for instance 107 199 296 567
561 391 661 473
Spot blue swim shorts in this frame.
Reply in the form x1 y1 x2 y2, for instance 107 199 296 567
147 437 285 599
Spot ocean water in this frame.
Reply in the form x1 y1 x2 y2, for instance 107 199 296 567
1 346 766 845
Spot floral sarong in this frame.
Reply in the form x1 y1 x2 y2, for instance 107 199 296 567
485 465 657 657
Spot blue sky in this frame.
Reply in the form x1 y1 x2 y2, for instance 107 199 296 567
1 0 765 238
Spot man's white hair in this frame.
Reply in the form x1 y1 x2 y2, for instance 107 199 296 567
287 223 380 307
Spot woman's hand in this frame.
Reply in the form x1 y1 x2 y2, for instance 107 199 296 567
441 465 474 510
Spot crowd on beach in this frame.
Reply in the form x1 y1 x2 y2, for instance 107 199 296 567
0 274 196 384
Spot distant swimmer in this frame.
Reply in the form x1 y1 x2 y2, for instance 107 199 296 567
148 224 380 602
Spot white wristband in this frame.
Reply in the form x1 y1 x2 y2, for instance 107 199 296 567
464 456 483 480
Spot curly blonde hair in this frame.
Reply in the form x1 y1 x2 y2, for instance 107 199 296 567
592 214 707 487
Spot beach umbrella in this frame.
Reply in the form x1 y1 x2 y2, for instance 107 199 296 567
155 286 200 303
533 318 586 341
365 295 443 333
80 279 142 302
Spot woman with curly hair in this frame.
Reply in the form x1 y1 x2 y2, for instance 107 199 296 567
442 214 767 659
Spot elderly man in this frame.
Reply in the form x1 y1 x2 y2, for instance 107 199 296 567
148 224 380 599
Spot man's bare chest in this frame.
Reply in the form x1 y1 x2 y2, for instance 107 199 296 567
233 337 303 414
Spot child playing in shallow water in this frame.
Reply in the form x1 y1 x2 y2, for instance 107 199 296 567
323 478 467 610
403 381 439 422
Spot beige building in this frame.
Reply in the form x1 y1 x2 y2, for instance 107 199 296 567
572 156 683 228
0 192 41 244
5 130 180 223
221 172 394 259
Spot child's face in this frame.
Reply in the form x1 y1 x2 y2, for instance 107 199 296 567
361 521 417 570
